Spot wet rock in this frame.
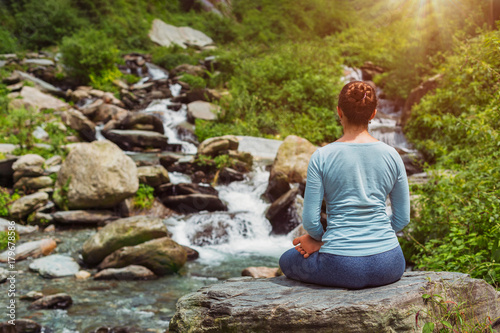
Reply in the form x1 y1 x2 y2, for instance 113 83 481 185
94 265 157 280
29 254 80 278
169 272 500 333
168 103 183 111
241 266 280 278
20 291 44 300
60 109 97 142
137 165 170 187
218 167 244 184
160 194 227 213
183 245 199 261
187 101 221 123
156 183 218 197
8 192 49 220
75 270 91 280
0 319 42 332
159 155 180 169
149 19 213 49
90 326 147 333
0 156 17 186
265 188 301 235
197 135 239 157
44 155 62 168
98 237 187 276
360 61 384 81
8 86 69 112
117 113 164 134
102 129 169 151
53 140 138 210
0 267 8 283
52 210 118 225
183 212 250 246
400 73 443 128
13 176 53 191
82 216 169 265
264 171 290 203
0 238 56 262
268 135 317 185
93 104 129 124
29 293 72 310
0 217 38 234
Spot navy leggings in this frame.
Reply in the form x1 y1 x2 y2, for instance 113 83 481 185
279 245 405 289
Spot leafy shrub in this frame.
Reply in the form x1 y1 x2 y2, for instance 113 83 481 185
133 184 155 210
13 0 86 49
61 28 120 83
151 45 198 70
0 230 18 251
402 29 500 287
0 187 20 217
180 74 206 90
0 27 17 53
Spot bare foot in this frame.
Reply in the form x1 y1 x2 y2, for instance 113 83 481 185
293 234 324 258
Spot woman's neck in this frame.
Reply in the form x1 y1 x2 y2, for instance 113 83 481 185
336 125 378 143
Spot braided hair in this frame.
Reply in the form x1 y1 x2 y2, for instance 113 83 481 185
338 81 377 126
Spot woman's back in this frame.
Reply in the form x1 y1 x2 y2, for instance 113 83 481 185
303 141 410 256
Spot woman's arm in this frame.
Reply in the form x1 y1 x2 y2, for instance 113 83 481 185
302 150 325 241
389 156 410 232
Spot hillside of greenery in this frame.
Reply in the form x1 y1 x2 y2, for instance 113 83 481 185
0 0 499 287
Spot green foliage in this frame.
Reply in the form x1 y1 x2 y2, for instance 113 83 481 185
402 30 500 286
151 45 198 70
0 230 18 251
3 106 41 150
197 42 344 145
180 74 206 90
214 154 235 170
133 184 155 210
0 27 18 53
13 0 86 49
61 29 120 83
53 176 71 211
417 282 499 332
0 187 20 217
89 67 122 95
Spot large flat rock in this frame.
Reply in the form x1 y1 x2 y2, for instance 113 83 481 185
169 271 500 333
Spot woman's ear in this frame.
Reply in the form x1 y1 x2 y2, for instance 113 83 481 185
370 109 377 120
337 106 342 119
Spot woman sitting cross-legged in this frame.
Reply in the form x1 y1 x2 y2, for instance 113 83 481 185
279 81 410 289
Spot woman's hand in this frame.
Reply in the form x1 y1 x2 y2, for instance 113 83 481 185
293 234 324 259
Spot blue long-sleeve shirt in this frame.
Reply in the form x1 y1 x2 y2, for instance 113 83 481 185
302 141 410 256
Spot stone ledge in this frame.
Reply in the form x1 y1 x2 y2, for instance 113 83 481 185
168 271 500 333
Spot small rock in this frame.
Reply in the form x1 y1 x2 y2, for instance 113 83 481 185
13 176 53 191
12 154 45 172
187 101 221 123
0 318 42 332
0 238 56 262
20 291 44 300
197 135 239 156
183 245 199 261
0 267 8 283
137 165 170 187
8 192 49 220
94 265 157 280
241 266 280 278
60 109 97 142
93 104 129 124
0 217 38 234
28 293 72 310
218 167 244 184
51 210 118 225
75 270 91 280
160 194 228 214
43 224 55 233
8 86 69 112
102 129 169 151
29 254 80 278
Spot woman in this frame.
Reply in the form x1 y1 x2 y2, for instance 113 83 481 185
279 81 410 289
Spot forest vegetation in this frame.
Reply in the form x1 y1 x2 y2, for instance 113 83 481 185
0 0 499 288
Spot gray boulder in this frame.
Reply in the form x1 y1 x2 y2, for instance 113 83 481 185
169 272 500 333
29 254 80 278
8 192 49 220
60 108 97 142
102 129 169 151
13 176 53 191
97 237 187 276
51 210 118 225
149 19 213 49
137 165 170 187
82 215 168 265
197 135 239 157
53 140 138 210
8 86 69 112
94 265 157 280
187 101 221 123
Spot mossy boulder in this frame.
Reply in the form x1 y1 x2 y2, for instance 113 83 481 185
97 237 187 276
82 215 168 265
53 140 138 210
